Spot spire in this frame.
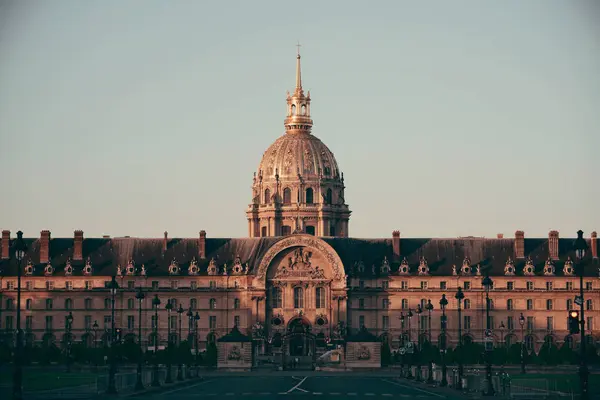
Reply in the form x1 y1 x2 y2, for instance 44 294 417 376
285 44 312 134
295 42 302 93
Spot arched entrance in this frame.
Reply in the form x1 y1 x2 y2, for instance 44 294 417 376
282 317 316 369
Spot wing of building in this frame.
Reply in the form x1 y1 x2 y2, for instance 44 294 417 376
0 53 598 367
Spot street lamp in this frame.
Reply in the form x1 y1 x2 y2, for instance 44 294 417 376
194 312 200 375
12 230 27 400
455 287 465 390
65 312 74 373
415 305 423 382
425 299 434 384
151 295 161 387
107 276 119 395
134 287 145 391
177 305 184 381
519 312 526 374
399 312 405 377
92 320 99 369
499 321 505 374
187 307 193 377
407 309 414 379
439 294 448 387
165 301 173 384
574 230 589 400
482 274 495 396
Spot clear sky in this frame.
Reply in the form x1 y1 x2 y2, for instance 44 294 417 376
0 0 598 239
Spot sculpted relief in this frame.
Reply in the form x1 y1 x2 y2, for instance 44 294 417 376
273 247 327 280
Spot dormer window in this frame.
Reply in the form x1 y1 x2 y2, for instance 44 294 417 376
523 258 535 276
83 258 93 276
461 258 471 275
168 259 180 275
189 258 199 276
126 260 135 276
64 259 73 276
543 258 555 276
417 257 429 275
380 257 390 274
563 257 574 276
44 263 54 276
398 258 410 275
504 257 515 276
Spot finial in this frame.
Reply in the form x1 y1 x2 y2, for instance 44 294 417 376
295 42 302 90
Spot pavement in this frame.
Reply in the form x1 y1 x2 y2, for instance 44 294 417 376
127 375 471 400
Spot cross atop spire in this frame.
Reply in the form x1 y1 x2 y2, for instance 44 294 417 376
295 42 302 92
296 41 301 56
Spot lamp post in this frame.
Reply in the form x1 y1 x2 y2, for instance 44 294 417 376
425 299 434 384
194 312 200 375
151 295 161 387
482 274 495 396
499 321 505 373
574 230 589 400
399 312 405 377
12 231 27 400
455 287 464 390
415 305 423 382
92 320 98 369
439 294 448 387
135 287 145 391
165 301 173 384
407 309 414 379
177 305 184 381
519 312 525 374
187 307 193 377
65 312 74 373
107 276 119 395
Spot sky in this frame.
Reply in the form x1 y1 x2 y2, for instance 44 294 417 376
0 0 598 240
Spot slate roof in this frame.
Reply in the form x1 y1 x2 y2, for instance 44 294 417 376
346 326 379 342
217 325 251 342
0 235 597 277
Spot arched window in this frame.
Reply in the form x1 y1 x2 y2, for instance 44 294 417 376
294 287 304 309
104 298 111 309
546 299 553 310
26 299 32 310
190 298 197 310
325 188 333 204
209 298 217 310
291 104 296 116
463 299 471 309
271 287 282 308
283 188 292 205
84 298 92 310
64 298 73 310
234 298 240 309
301 104 306 116
315 287 325 309
264 188 271 204
507 299 513 310
305 188 314 204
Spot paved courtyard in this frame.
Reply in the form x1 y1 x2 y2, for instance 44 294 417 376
131 376 464 400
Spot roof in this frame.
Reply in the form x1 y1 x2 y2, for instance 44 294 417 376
217 325 251 342
0 235 597 277
346 326 379 342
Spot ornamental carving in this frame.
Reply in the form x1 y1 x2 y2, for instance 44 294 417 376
228 346 241 361
504 257 515 276
232 256 243 275
168 259 179 275
523 257 535 276
83 257 93 276
357 345 371 360
563 257 574 276
64 259 73 276
25 260 34 276
543 258 555 276
417 257 429 275
207 258 218 276
398 258 410 275
44 262 54 276
461 258 471 275
475 264 481 276
188 258 199 275
126 260 136 276
140 264 147 276
380 256 390 274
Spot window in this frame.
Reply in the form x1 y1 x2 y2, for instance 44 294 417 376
209 316 217 330
507 316 514 330
401 299 408 310
169 298 177 307
526 299 533 310
587 299 593 311
7 281 14 290
26 281 33 290
382 316 389 330
282 226 292 236
283 188 292 205
305 188 314 204
6 298 13 310
85 281 93 290
507 282 514 291
261 226 267 237
464 316 471 330
191 298 198 309
271 287 282 308
546 299 553 310
151 315 157 329
463 299 471 309
170 316 177 330
66 281 73 290
420 281 428 290
586 282 593 290
382 281 389 290
463 282 471 290
421 315 428 331
128 316 135 330
488 299 495 310
401 281 408 290
487 316 495 329
85 298 92 310
526 281 534 290
567 299 573 310
566 281 573 290
152 281 159 290
440 281 447 290
294 287 304 308
507 299 514 310
45 316 53 330
527 316 534 331
382 299 389 309
546 282 553 291
65 298 73 310
5 316 13 330
26 299 32 310
104 298 111 309
234 315 240 327
171 280 178 290
209 281 216 289
325 188 333 204
26 316 33 331
190 281 198 290
525 335 534 351
358 298 365 309
420 298 427 309
359 315 365 328
546 316 554 331
263 188 271 204
84 315 92 330
359 281 365 289
46 299 53 310
127 298 134 309
306 226 315 236
315 287 325 309
209 299 217 310
587 317 593 331
46 281 54 290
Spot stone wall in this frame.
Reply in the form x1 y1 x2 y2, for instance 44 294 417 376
217 341 252 370
345 342 380 369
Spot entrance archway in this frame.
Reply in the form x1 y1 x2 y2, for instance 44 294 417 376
282 317 316 369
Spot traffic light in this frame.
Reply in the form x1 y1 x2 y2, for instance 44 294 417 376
568 310 580 334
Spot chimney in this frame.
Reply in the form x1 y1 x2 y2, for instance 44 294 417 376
515 230 525 259
548 230 559 260
73 230 84 261
392 230 400 261
163 231 168 253
198 230 206 259
40 230 51 264
592 231 598 259
497 233 504 239
1 230 9 259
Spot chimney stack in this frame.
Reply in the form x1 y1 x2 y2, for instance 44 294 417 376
40 230 51 264
515 230 525 259
392 231 400 261
497 233 504 239
163 231 168 253
549 230 559 260
73 230 84 261
592 231 598 259
1 230 10 259
199 230 206 259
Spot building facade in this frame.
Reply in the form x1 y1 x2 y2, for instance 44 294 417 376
0 54 599 363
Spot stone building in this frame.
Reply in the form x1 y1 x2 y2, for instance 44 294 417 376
0 53 598 366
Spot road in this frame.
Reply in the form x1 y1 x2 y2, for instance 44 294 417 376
131 376 464 399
